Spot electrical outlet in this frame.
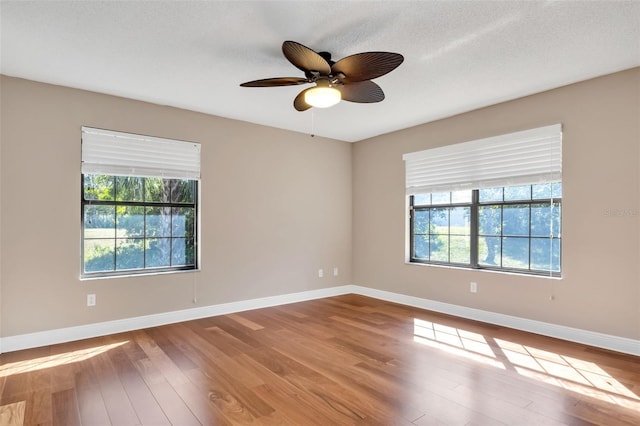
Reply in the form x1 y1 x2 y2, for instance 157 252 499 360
333 267 339 276
87 294 96 306
470 282 477 293
318 269 324 278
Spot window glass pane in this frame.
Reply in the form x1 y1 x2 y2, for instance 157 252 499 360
479 236 501 266
450 207 470 235
532 183 552 199
450 236 470 264
430 235 448 262
116 238 144 270
413 210 429 234
504 185 531 201
531 203 561 237
84 239 115 272
144 177 167 203
531 238 561 272
430 208 449 234
116 176 144 202
451 190 472 204
116 206 145 238
431 192 450 204
84 175 114 201
84 205 115 238
478 206 501 236
146 206 172 237
414 235 429 259
552 203 561 236
532 182 562 200
172 207 194 238
171 179 195 203
503 204 530 236
502 237 529 269
551 239 561 272
146 238 171 268
172 238 185 266
479 187 502 202
413 194 431 206
186 238 196 265
172 238 195 266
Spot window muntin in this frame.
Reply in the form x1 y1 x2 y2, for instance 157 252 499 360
410 183 561 276
82 174 197 277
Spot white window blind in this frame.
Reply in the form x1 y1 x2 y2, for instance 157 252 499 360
403 124 562 195
81 127 201 180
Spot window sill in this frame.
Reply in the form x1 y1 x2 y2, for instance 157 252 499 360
80 268 201 281
404 261 562 280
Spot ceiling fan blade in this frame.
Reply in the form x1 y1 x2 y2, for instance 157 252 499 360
293 88 313 111
240 77 308 87
332 52 404 83
282 41 331 75
340 81 385 103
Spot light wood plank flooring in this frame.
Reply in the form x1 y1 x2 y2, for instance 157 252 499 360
1 294 639 425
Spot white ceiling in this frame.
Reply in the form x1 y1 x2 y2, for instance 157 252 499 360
1 1 639 142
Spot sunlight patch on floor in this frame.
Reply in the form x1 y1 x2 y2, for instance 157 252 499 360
0 400 25 426
0 341 128 378
413 318 639 411
413 318 505 369
495 338 640 411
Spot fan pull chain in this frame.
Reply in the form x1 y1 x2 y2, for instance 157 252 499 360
192 273 198 304
310 109 315 138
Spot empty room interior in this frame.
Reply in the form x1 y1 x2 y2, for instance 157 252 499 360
1 1 639 425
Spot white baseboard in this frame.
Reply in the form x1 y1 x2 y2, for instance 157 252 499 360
0 285 354 354
1 284 638 356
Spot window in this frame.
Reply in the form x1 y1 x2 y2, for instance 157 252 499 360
404 124 562 276
81 127 200 277
410 183 561 275
83 175 198 274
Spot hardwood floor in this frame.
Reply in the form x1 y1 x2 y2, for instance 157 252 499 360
1 294 639 425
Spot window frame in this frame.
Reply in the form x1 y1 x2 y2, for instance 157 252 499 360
81 174 199 278
409 185 561 277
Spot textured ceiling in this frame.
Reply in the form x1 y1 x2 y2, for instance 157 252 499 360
1 1 639 142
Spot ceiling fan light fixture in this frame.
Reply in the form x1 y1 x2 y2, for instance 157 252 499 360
304 86 341 108
240 41 404 111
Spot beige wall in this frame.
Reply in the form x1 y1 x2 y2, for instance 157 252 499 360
2 68 639 343
353 68 640 340
0 76 352 337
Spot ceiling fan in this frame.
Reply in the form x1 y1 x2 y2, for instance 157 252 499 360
240 41 404 111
